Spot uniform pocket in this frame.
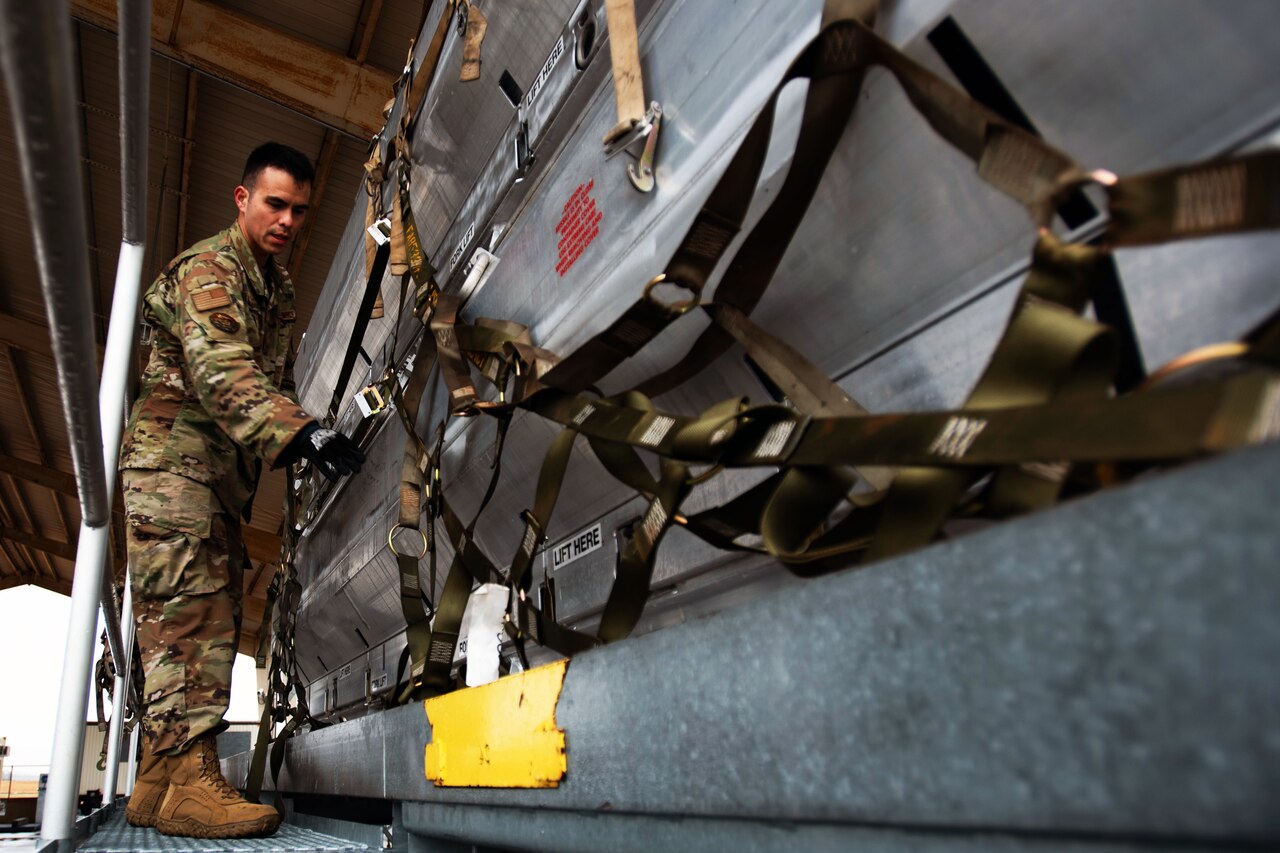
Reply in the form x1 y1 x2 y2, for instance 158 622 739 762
123 470 222 599
122 469 213 538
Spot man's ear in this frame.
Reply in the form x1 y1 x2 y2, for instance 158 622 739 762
234 184 250 212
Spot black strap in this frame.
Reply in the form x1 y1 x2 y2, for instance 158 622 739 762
326 240 392 423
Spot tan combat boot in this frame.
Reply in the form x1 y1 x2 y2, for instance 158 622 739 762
124 740 170 827
153 733 280 838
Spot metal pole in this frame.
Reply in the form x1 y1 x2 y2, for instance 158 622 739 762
101 584 135 805
0 0 117 845
101 0 150 803
0 0 108 526
42 524 110 845
0 0 151 837
126 723 141 794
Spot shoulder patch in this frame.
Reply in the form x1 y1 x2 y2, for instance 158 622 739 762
209 312 241 334
279 310 297 322
192 285 232 312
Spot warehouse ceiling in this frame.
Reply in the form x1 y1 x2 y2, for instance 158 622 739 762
0 0 431 654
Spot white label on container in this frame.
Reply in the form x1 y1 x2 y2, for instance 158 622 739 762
551 523 603 571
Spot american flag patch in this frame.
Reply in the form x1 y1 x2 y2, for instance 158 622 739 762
191 285 231 312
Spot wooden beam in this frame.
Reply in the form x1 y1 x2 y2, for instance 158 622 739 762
0 471 61 578
351 0 386 65
2 346 76 557
0 498 39 581
0 574 73 597
0 309 105 364
0 526 75 561
0 452 78 496
242 524 282 567
0 450 280 566
175 72 199 254
70 0 395 138
288 131 340 281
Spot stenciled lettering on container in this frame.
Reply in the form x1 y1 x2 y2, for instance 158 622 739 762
555 180 602 276
449 221 477 275
526 36 566 111
550 523 603 570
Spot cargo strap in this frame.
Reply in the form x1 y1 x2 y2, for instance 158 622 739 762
300 0 1280 708
247 479 328 811
636 12 1078 400
324 240 390 425
602 0 646 146
459 0 488 82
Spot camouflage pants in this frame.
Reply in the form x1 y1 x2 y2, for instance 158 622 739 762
121 468 243 755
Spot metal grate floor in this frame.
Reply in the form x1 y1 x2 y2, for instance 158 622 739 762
81 811 372 853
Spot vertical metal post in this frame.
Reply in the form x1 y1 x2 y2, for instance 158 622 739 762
100 0 152 809
0 0 109 845
0 3 107 526
101 584 135 805
126 721 142 794
43 524 110 844
0 0 150 840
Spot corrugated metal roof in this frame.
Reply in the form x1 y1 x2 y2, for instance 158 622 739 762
0 1 426 654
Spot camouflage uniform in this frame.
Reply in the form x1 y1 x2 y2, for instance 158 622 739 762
120 223 313 755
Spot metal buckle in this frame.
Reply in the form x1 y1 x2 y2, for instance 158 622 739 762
643 273 700 316
367 216 393 246
355 384 387 418
629 104 662 192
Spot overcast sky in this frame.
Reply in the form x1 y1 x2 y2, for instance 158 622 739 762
0 584 259 780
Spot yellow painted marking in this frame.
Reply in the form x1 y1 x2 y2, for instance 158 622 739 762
424 660 568 787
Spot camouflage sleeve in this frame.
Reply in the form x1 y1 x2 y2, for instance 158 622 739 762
176 256 315 466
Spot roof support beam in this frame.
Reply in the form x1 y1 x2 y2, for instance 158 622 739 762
1 346 76 560
289 130 340 282
0 309 104 365
175 71 199 254
0 526 76 562
0 495 40 581
351 0 386 64
0 451 283 565
0 574 73 596
0 452 78 496
70 0 395 138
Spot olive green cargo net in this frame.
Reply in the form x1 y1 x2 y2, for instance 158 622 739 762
279 0 1280 721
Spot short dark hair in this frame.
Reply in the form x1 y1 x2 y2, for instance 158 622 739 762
241 142 315 190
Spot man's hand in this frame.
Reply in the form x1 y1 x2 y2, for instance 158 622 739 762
291 422 365 482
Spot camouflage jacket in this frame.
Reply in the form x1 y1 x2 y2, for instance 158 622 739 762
119 223 314 517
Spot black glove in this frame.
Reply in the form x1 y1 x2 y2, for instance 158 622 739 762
287 422 365 482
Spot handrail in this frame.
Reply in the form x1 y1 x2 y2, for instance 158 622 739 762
0 0 109 527
0 0 151 840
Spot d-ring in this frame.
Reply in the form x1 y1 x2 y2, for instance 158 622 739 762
388 524 429 559
1034 167 1119 230
643 273 701 316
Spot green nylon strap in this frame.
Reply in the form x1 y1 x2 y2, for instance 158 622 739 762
389 336 439 691
636 11 876 399
1106 149 1280 247
598 457 692 643
637 10 1077 401
865 233 1117 559
432 293 479 414
700 302 892 490
522 357 1279 471
413 420 512 697
508 426 577 593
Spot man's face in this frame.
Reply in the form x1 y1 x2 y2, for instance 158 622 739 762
234 166 311 264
